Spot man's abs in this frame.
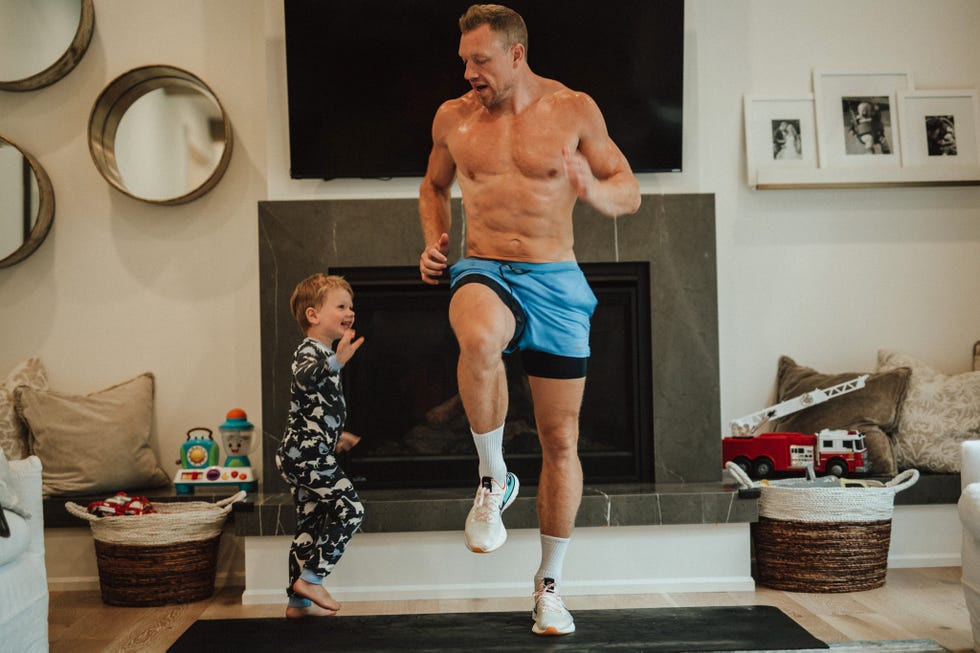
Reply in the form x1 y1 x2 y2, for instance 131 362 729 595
464 223 574 262
458 178 577 262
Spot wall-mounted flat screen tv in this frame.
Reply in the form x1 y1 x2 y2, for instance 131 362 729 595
283 0 684 180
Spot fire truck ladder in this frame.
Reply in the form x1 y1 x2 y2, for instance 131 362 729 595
729 374 869 438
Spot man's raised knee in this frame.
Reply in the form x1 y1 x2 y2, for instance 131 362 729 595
456 326 504 355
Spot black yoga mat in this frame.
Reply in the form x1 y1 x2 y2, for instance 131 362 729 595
169 604 828 652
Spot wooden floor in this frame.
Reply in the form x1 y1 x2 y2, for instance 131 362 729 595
48 566 973 652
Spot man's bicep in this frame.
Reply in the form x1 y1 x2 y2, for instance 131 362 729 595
420 138 456 243
580 133 633 181
423 141 457 191
424 104 459 188
576 96 632 180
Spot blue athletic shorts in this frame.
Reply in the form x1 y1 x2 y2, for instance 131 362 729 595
449 257 598 379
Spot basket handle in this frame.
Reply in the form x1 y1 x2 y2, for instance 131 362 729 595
214 490 248 511
65 501 100 523
724 461 756 489
885 468 920 493
67 491 246 521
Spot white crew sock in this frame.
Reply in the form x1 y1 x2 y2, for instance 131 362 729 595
534 534 570 589
471 423 507 485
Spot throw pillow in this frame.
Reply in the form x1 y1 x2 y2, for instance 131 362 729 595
14 373 170 496
0 449 31 519
769 356 912 476
877 349 980 473
0 357 48 460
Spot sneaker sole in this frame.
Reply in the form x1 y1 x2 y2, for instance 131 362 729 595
467 540 503 554
531 623 576 636
464 519 507 553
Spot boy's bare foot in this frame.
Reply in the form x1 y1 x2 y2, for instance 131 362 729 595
285 603 338 619
292 577 341 611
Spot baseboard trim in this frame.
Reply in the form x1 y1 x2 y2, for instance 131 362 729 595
47 576 100 592
241 575 758 605
887 553 961 568
48 570 247 593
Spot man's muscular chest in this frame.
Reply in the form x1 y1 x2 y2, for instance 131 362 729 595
449 111 571 181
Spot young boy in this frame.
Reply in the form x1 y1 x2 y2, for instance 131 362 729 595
275 273 366 618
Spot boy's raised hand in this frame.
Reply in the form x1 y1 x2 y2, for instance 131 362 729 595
336 431 361 453
335 328 364 366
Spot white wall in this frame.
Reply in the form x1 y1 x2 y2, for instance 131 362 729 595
1 1 267 478
1 0 978 577
697 0 980 423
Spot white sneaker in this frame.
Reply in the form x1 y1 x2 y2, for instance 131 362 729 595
531 578 575 635
463 473 519 553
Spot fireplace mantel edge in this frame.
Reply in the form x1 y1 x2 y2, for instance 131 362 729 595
233 478 758 537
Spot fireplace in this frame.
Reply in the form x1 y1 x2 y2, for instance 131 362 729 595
331 262 652 489
258 194 720 495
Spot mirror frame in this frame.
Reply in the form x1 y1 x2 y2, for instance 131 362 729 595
0 0 95 92
0 134 55 268
88 64 234 206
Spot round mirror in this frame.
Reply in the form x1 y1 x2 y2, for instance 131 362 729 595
0 134 54 268
88 65 234 205
0 0 95 92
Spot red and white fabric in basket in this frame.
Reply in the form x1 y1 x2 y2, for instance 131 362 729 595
86 492 157 517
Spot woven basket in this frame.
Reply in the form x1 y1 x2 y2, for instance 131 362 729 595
66 491 245 606
726 463 918 593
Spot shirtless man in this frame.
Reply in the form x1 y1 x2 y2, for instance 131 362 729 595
418 4 640 636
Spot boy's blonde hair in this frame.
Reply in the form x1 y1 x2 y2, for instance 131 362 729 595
290 273 354 332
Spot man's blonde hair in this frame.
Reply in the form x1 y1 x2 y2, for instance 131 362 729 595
290 273 353 332
459 4 528 51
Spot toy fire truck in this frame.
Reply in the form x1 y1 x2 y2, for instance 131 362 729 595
722 375 871 479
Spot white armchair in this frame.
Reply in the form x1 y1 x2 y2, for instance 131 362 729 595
959 440 980 652
0 454 48 652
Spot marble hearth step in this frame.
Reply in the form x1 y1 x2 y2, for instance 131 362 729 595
233 481 758 537
40 472 956 530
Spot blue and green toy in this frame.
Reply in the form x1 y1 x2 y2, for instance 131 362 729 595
175 408 259 495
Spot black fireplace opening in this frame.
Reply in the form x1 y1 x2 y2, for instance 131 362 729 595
331 262 652 490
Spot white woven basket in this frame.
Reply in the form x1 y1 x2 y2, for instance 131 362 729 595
726 463 919 523
65 491 246 545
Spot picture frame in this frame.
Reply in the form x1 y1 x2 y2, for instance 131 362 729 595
897 89 980 167
813 68 913 169
743 94 817 186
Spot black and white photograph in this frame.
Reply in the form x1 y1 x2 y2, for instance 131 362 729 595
926 115 957 156
841 96 893 155
743 95 817 186
772 119 803 160
813 68 912 168
898 89 980 166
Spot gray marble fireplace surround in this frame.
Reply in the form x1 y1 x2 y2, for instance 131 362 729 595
246 193 755 536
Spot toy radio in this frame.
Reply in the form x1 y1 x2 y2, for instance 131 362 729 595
174 408 259 495
179 427 220 469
